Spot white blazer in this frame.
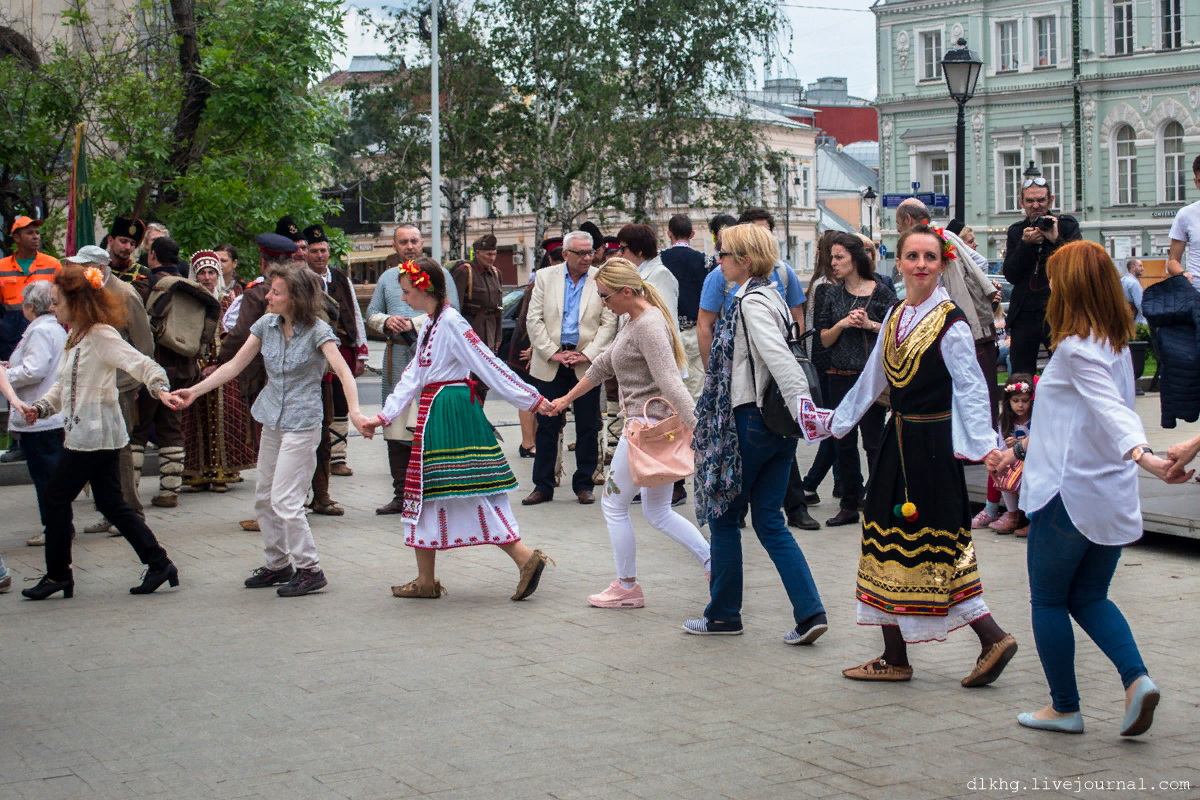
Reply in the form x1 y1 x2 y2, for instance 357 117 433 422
526 264 618 382
1021 335 1149 546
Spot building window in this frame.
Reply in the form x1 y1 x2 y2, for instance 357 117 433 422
1113 0 1134 55
1035 17 1057 66
1115 124 1138 205
998 21 1019 71
920 31 942 81
1036 147 1062 208
1163 121 1186 203
670 166 690 206
1000 151 1022 212
930 155 951 218
799 166 811 206
1161 0 1182 49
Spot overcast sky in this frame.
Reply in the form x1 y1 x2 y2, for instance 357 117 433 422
337 1 880 101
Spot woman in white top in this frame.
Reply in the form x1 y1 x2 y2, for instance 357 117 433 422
547 259 709 609
987 241 1189 737
15 263 185 600
361 261 555 601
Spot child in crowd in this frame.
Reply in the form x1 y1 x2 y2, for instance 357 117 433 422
990 374 1035 536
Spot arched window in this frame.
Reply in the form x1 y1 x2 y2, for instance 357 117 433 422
1163 121 1186 203
1115 125 1137 205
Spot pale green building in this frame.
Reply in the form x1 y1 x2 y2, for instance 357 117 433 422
874 0 1200 261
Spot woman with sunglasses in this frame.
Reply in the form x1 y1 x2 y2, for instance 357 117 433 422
548 259 709 608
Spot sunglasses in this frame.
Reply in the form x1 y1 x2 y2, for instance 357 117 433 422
598 290 617 305
1022 177 1048 188
717 250 737 259
566 249 594 257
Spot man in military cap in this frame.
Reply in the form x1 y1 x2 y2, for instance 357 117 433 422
217 233 296 531
304 222 367 491
452 233 505 404
105 216 152 295
276 216 308 262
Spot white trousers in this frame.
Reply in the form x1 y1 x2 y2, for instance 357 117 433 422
601 431 710 580
679 326 705 401
256 425 322 570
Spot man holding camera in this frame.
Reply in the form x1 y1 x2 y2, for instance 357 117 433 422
1002 178 1081 374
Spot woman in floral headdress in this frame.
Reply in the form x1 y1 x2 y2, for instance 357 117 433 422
362 260 556 601
814 224 1019 688
181 250 258 493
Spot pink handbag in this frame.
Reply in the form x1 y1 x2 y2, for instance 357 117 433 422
625 396 695 488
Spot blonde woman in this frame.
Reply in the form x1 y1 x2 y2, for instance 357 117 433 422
549 259 710 608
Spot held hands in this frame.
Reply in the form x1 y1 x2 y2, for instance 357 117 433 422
350 410 375 439
985 448 1016 477
170 388 198 409
16 400 37 426
1166 435 1200 479
384 316 413 335
542 397 569 416
158 390 186 411
1139 453 1193 484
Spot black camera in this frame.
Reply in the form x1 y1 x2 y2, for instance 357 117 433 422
1031 215 1056 232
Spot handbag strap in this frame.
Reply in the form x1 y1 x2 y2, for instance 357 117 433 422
741 288 797 397
642 395 678 420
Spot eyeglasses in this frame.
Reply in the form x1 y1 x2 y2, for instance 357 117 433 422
717 250 736 259
1022 177 1048 188
598 291 614 305
566 249 594 257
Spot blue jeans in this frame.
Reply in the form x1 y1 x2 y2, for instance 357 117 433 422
1028 495 1147 713
705 407 825 626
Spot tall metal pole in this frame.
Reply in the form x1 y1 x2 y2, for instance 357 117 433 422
784 165 791 265
954 100 966 223
430 0 442 262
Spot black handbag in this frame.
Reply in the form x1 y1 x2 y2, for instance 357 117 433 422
741 292 823 439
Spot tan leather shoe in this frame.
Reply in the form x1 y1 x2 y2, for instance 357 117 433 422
151 493 178 508
577 490 595 505
391 580 446 598
842 657 913 681
240 519 260 532
375 498 405 515
962 634 1018 687
522 490 551 506
310 500 345 516
84 519 113 534
330 463 354 477
512 549 554 601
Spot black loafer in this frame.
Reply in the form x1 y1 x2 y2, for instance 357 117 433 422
787 510 821 530
825 508 860 527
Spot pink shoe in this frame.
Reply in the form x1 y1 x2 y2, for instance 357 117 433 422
989 511 1021 533
972 508 1000 528
588 580 645 608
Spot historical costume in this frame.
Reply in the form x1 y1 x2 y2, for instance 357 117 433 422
181 251 257 492
828 286 1001 643
453 234 505 353
378 304 543 551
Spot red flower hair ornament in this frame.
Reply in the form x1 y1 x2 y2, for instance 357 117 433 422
399 260 432 291
929 226 958 261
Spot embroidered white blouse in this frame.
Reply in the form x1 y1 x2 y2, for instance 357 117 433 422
827 286 1001 461
380 306 543 426
1021 335 1149 545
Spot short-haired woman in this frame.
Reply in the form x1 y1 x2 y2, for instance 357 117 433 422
3 281 68 547
181 251 257 494
821 224 1017 687
684 224 827 643
175 265 370 597
813 232 897 527
547 259 710 607
988 241 1187 736
17 264 185 600
362 261 555 601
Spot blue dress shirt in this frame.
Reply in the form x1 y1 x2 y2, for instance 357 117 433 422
561 270 588 346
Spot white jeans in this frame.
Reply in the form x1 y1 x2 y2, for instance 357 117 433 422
679 326 704 401
601 431 710 580
256 425 322 570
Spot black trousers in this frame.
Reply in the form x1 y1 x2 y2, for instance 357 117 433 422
331 373 349 416
43 447 169 581
1008 310 1051 375
827 373 887 511
975 339 1001 429
533 364 601 496
783 460 809 516
130 387 184 447
21 428 64 528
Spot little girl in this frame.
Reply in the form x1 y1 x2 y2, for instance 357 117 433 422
989 374 1035 536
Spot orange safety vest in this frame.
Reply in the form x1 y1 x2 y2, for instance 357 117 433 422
0 252 61 312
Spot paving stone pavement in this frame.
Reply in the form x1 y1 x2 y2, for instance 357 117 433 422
1 393 1198 800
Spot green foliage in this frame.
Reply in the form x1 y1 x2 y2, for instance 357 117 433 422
1135 322 1151 342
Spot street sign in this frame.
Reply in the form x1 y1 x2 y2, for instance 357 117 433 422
915 192 935 205
882 193 910 209
932 194 950 208
911 182 921 190
879 244 888 257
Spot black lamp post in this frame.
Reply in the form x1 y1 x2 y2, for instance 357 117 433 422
940 38 982 223
863 186 877 240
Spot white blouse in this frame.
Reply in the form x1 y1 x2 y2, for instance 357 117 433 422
380 306 543 425
1021 335 1148 546
828 287 1001 461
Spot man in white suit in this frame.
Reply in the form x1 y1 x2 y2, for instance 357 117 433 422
523 230 618 505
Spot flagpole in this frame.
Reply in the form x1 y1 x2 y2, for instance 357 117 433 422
429 0 441 262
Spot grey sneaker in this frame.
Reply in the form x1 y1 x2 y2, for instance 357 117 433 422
682 617 743 635
244 565 295 588
277 568 327 597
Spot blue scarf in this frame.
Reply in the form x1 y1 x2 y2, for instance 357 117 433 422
693 276 769 522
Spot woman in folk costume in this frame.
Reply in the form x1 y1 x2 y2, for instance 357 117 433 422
816 224 1018 686
181 250 257 492
362 261 555 601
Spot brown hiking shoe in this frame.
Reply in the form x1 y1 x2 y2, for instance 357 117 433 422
391 580 446 598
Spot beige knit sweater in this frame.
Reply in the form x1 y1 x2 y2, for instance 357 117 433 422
586 307 696 428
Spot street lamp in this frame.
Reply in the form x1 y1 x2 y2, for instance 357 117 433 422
862 186 877 240
940 38 982 224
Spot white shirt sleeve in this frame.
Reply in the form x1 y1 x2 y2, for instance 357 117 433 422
1069 346 1149 459
940 318 1004 459
447 314 543 411
829 308 892 438
346 273 368 355
5 327 54 388
223 295 243 332
379 357 423 426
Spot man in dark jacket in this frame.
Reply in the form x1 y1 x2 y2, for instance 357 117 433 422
1002 178 1081 373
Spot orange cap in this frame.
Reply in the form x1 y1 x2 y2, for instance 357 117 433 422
9 216 43 235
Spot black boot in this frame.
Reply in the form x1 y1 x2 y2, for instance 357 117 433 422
130 559 180 595
22 573 74 600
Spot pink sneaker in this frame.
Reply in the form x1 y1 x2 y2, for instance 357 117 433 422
588 580 645 608
990 511 1022 533
972 508 1000 528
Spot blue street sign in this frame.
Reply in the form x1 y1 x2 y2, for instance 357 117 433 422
911 182 921 190
882 193 910 209
915 192 935 205
879 244 888 257
932 194 950 208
